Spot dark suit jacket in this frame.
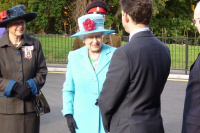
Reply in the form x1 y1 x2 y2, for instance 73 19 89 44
182 54 200 133
98 31 171 133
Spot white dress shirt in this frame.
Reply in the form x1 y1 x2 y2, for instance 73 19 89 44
129 27 150 41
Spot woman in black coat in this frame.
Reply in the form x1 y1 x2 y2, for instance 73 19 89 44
0 5 47 133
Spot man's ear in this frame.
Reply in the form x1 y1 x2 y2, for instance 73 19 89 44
124 12 129 23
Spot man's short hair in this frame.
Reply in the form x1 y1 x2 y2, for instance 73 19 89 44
120 0 153 25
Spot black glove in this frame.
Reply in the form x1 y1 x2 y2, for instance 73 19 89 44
95 99 98 106
12 82 32 100
65 114 78 133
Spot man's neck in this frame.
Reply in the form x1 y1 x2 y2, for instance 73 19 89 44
128 24 150 41
128 23 149 34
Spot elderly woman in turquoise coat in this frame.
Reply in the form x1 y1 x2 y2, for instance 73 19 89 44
62 14 116 133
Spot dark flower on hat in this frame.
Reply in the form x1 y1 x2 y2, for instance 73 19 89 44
83 18 96 31
0 11 7 21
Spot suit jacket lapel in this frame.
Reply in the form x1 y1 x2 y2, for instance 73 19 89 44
95 44 111 75
79 46 96 76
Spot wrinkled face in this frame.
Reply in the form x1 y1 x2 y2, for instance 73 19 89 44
83 33 103 53
7 19 25 37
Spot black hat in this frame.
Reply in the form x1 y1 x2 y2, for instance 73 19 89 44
0 5 37 27
86 0 108 14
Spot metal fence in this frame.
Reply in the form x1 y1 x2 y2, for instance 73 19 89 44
34 34 73 63
158 37 200 74
34 34 200 73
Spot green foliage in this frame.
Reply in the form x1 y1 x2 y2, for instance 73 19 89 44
0 0 199 36
104 0 124 35
26 0 66 34
103 0 198 37
0 0 29 11
103 0 199 37
152 0 169 16
151 0 196 37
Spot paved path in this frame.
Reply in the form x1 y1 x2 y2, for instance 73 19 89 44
47 63 191 80
40 73 187 133
162 80 187 133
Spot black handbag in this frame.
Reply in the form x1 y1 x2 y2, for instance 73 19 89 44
34 90 50 116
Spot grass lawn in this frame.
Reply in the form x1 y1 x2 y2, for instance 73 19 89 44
35 35 73 63
167 44 200 70
35 35 200 70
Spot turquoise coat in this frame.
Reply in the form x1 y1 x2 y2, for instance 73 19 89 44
62 44 116 133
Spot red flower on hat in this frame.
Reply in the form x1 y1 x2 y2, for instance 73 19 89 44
83 18 96 31
0 11 7 21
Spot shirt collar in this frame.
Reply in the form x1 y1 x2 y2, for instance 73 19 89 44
129 27 150 41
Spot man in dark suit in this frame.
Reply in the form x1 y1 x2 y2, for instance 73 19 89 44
98 0 171 133
182 2 200 133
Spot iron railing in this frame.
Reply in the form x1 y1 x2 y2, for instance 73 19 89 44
33 34 73 63
158 37 200 74
33 34 200 73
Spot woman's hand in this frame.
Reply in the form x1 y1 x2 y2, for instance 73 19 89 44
12 82 31 100
65 114 78 133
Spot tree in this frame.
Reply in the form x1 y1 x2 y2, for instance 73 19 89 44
151 0 197 37
104 0 124 34
69 0 93 34
26 0 66 34
71 0 123 35
0 0 199 36
63 1 75 35
0 0 29 11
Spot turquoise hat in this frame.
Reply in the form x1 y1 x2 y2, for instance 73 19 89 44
70 14 115 39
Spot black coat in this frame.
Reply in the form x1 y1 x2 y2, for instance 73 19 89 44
0 33 47 114
98 31 171 133
182 54 200 133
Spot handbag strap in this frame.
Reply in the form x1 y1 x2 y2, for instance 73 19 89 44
39 89 43 94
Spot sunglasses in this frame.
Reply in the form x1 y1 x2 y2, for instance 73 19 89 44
192 18 200 24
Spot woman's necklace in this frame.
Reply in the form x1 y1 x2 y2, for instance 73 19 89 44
9 34 22 48
89 53 100 71
14 40 21 48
